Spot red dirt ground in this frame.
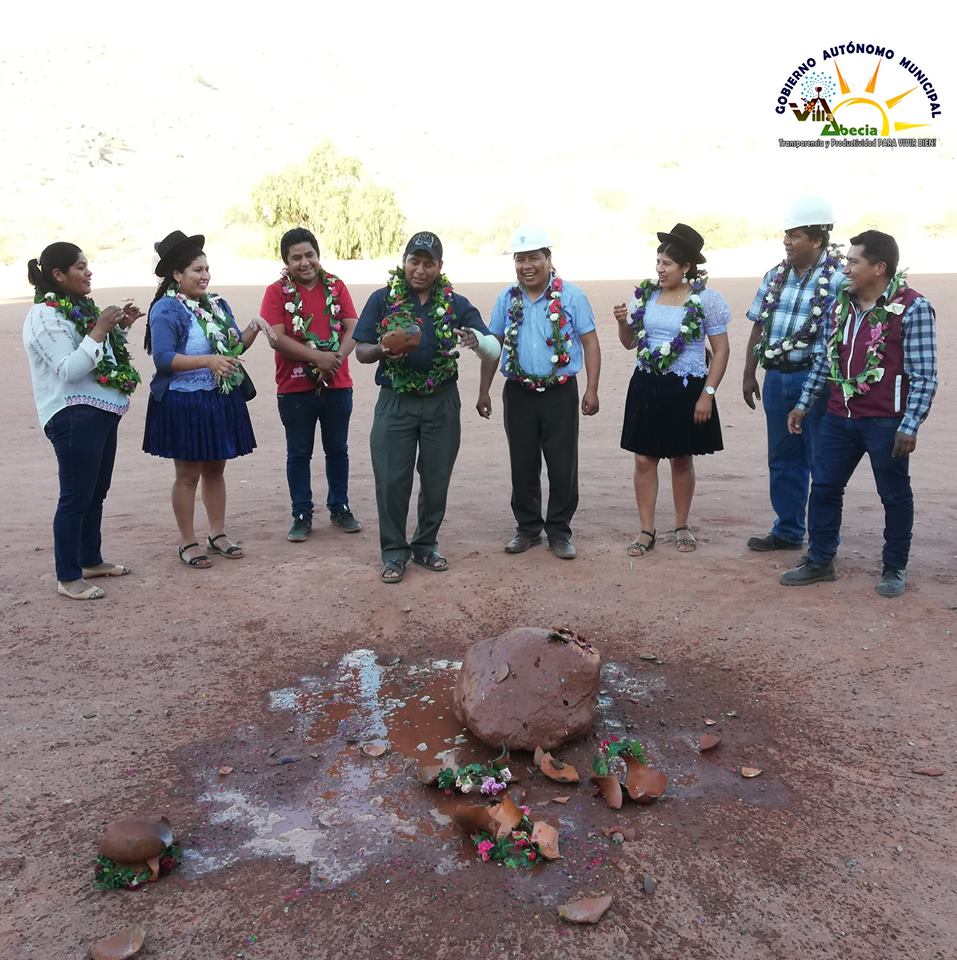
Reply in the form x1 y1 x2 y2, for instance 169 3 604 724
1 275 954 960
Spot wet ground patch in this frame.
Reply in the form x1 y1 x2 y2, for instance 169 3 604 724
172 641 811 909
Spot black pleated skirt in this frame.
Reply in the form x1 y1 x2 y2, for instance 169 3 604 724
620 369 723 458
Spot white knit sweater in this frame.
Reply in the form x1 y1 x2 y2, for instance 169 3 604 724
23 303 131 428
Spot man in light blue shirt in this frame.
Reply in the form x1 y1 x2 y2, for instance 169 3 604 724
477 226 601 559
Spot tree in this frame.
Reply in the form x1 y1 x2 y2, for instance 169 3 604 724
247 141 405 259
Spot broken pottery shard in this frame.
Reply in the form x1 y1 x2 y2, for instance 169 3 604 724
489 793 524 840
698 735 722 752
361 743 388 758
551 796 570 805
416 764 444 786
741 767 763 778
538 751 580 784
380 325 422 356
495 662 511 683
591 775 623 810
90 925 146 960
145 856 160 882
533 745 546 768
531 820 561 860
218 766 234 776
375 653 401 667
98 819 172 865
454 627 601 750
704 718 717 726
623 756 667 803
558 894 613 924
638 653 659 662
451 802 497 838
492 742 510 767
912 767 943 777
642 874 657 895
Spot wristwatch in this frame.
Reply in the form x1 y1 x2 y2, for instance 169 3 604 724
704 385 716 396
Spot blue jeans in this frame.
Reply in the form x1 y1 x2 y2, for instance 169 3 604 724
808 414 913 569
277 388 353 517
44 405 121 582
762 368 826 543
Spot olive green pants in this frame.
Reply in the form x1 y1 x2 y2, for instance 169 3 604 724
369 384 461 563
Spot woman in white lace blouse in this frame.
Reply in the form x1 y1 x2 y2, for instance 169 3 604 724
613 224 731 555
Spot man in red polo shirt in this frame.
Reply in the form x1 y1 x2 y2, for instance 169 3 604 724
260 228 362 541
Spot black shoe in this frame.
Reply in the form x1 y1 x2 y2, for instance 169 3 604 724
779 559 837 586
505 532 542 554
287 514 312 542
331 508 362 533
877 566 907 598
549 538 577 560
748 533 803 552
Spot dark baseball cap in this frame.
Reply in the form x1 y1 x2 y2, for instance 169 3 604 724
403 231 443 260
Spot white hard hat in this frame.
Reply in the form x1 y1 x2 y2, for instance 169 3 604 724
510 224 551 253
783 197 835 230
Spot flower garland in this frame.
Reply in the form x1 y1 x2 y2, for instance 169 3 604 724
503 275 572 392
756 244 844 368
280 267 344 383
629 272 709 374
94 844 182 890
167 289 245 393
473 807 542 868
827 270 906 400
592 735 647 776
37 292 141 395
437 761 512 796
381 266 459 394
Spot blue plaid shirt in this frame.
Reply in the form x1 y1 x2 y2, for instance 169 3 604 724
797 283 938 437
747 251 846 366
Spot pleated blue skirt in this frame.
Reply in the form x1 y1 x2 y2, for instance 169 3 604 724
143 387 256 461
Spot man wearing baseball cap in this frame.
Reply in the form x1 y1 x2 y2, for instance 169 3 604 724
742 197 845 553
353 231 499 583
477 225 601 560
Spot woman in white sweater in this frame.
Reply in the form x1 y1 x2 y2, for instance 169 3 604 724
23 243 144 599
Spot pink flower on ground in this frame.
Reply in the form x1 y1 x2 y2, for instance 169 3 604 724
477 840 494 862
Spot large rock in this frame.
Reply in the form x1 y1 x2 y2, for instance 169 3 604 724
453 627 600 751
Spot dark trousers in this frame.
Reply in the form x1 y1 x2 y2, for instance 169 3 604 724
44 405 120 582
808 413 914 569
502 377 579 542
369 384 461 563
277 387 353 517
762 367 827 544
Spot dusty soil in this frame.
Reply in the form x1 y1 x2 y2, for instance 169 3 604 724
1 276 954 960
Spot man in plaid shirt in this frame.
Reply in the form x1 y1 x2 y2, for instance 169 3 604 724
743 197 844 553
780 230 938 597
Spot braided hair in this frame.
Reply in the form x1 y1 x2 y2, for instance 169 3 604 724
145 245 205 355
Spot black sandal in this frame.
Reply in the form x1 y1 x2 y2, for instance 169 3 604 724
412 551 449 572
628 529 657 557
179 542 211 568
381 559 407 583
207 534 243 558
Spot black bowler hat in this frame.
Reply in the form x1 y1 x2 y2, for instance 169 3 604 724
403 231 443 260
154 230 205 276
656 223 707 264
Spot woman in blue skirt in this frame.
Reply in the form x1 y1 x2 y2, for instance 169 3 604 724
143 230 275 568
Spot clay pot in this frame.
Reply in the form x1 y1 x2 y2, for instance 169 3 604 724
381 325 422 356
558 894 613 924
98 818 172 865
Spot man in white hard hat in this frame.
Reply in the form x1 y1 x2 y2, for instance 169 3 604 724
742 197 845 552
476 226 601 560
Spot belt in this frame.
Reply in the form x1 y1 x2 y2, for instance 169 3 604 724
764 359 813 374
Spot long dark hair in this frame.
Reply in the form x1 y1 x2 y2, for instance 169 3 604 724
27 242 83 296
145 245 205 354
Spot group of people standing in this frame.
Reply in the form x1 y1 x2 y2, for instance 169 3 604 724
22 197 938 601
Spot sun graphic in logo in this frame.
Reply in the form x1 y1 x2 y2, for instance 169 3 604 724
826 57 929 135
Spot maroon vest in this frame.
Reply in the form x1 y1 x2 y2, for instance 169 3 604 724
827 287 921 420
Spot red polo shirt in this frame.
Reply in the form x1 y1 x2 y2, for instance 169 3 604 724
260 275 357 392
